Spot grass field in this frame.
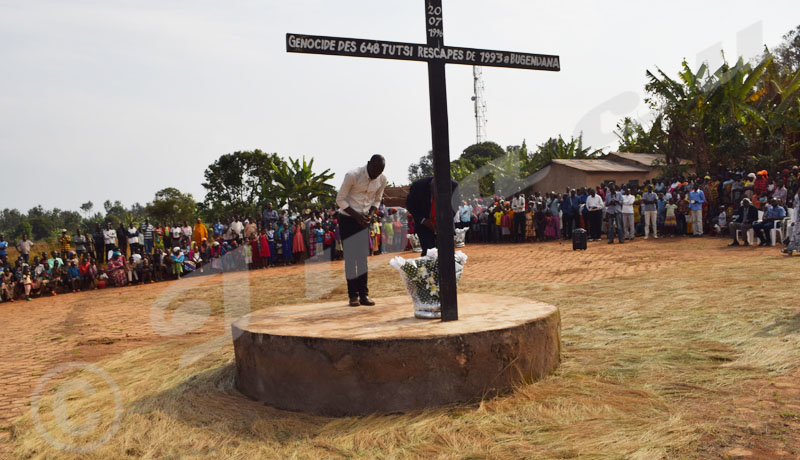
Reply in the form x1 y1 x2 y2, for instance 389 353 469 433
6 239 800 459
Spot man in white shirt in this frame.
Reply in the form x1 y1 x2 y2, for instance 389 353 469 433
584 188 605 241
511 193 526 243
336 155 387 307
621 187 636 240
102 223 117 261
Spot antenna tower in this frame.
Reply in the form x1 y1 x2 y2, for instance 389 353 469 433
471 66 487 143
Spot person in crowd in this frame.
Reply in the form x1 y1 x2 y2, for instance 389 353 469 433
642 186 658 239
107 251 127 286
585 188 604 241
262 202 279 230
67 261 81 293
663 198 678 237
292 217 306 265
621 187 636 240
1 267 15 302
729 198 759 246
212 219 224 241
73 228 87 258
102 223 117 261
116 222 128 257
193 218 208 247
140 218 154 255
170 247 185 279
604 185 624 244
181 221 193 247
16 233 35 264
0 234 7 261
127 222 141 254
753 198 786 246
561 190 579 240
511 194 526 242
688 183 706 236
58 229 71 259
170 223 182 249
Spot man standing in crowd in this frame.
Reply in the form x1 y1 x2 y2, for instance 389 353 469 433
621 186 636 240
140 218 154 254
688 183 706 236
560 189 578 240
585 188 604 241
262 202 279 230
0 234 7 260
103 223 117 261
512 193 526 243
642 186 659 239
605 185 624 244
16 233 34 263
336 155 387 307
729 198 759 246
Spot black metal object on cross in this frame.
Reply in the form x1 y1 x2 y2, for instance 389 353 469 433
287 0 560 322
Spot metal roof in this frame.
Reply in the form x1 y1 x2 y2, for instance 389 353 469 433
607 152 692 166
551 159 650 172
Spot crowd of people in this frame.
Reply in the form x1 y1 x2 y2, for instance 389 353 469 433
458 169 800 249
1 167 799 303
0 201 409 303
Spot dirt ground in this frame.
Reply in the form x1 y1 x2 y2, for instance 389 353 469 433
1 237 799 459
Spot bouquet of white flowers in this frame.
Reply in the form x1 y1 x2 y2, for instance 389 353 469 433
454 228 469 248
408 234 422 253
389 249 468 319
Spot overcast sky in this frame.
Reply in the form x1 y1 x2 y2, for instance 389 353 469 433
1 0 798 212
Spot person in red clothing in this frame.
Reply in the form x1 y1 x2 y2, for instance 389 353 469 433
248 234 260 270
498 208 510 243
258 229 270 268
322 225 335 261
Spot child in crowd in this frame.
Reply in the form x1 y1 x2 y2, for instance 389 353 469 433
68 261 81 292
664 198 678 236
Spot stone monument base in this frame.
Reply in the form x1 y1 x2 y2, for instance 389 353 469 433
231 293 560 416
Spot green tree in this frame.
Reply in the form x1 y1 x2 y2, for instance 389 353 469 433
266 156 336 211
407 151 434 182
202 150 283 217
146 188 197 225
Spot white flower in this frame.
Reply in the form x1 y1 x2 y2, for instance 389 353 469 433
418 266 428 277
430 285 439 295
389 256 407 270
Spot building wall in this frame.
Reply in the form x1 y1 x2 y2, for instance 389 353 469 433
528 164 653 194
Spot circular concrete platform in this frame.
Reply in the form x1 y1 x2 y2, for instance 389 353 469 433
231 293 560 416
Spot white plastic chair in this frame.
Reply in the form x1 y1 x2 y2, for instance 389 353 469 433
735 227 755 245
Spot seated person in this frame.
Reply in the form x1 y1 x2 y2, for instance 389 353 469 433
752 198 787 246
729 198 759 246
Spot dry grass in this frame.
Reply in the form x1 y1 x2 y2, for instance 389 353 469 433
8 244 800 459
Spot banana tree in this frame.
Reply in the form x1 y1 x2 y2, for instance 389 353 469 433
265 156 337 211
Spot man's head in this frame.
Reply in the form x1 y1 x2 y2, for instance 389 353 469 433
589 188 596 196
266 202 273 210
570 189 576 196
367 155 386 180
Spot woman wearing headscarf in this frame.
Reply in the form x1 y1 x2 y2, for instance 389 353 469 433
106 251 127 286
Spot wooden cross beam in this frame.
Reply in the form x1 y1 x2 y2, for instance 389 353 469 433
287 0 560 322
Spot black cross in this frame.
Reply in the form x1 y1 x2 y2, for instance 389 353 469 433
287 0 560 322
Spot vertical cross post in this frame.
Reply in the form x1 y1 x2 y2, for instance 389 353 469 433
424 0 457 322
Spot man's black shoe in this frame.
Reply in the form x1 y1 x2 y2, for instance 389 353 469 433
359 296 376 306
729 241 740 246
349 297 361 307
